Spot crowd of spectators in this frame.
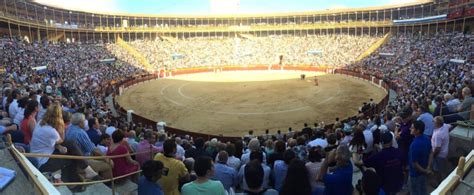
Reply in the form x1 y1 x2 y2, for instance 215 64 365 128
128 35 379 69
0 30 472 195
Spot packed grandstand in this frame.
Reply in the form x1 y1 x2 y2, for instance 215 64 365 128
0 0 473 195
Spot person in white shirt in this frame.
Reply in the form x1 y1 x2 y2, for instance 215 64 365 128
30 104 99 188
307 131 328 149
8 89 21 118
13 97 28 125
105 121 117 136
431 116 450 184
363 126 375 155
37 95 51 122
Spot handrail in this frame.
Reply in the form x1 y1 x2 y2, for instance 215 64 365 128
52 170 142 186
8 145 53 195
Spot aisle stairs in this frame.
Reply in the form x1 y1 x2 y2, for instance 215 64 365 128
355 33 392 62
116 36 153 71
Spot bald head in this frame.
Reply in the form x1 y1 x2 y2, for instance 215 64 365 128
128 130 136 138
218 151 229 163
443 93 452 101
462 87 472 97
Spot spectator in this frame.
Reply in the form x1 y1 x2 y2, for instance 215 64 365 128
181 156 226 195
308 130 328 148
211 151 237 191
13 97 28 125
154 139 190 195
267 140 285 168
241 138 266 165
20 100 39 144
37 95 50 121
185 137 212 159
457 87 474 120
324 133 338 153
136 131 161 166
416 105 435 137
273 149 296 191
443 93 459 113
97 133 111 154
65 113 96 156
239 151 271 191
292 136 308 161
433 96 450 117
306 147 324 192
127 130 138 152
8 89 20 118
107 130 140 182
357 169 382 195
408 121 433 195
138 160 165 195
364 131 403 194
264 139 274 155
317 145 353 195
280 159 312 195
86 117 101 146
301 123 313 138
349 128 366 166
30 104 99 191
225 143 241 171
431 116 450 185
65 113 113 180
242 160 278 195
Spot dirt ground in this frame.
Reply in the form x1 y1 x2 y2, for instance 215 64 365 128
117 71 387 136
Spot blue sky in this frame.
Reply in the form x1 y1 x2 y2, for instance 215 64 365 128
35 0 418 15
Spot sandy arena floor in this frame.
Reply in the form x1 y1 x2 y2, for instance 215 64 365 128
117 71 387 136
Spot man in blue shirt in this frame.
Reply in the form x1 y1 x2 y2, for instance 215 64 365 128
318 145 353 195
409 120 433 195
273 149 296 191
211 151 237 191
138 160 164 195
65 113 113 180
416 106 434 137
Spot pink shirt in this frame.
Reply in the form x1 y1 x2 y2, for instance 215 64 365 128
136 140 162 166
431 124 450 158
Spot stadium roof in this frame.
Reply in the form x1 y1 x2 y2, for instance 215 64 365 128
33 0 428 16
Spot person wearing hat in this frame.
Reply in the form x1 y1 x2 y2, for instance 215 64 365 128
364 131 404 195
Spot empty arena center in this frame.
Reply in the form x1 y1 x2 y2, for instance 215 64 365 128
0 0 473 194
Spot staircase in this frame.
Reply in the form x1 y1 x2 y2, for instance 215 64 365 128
238 33 256 40
116 36 153 71
158 35 178 43
47 32 65 42
355 33 392 62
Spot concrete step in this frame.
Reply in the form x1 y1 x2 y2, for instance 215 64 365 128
56 183 112 195
56 179 137 195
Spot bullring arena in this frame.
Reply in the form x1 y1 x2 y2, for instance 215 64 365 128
117 70 387 136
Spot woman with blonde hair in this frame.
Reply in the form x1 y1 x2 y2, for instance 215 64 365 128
30 103 99 192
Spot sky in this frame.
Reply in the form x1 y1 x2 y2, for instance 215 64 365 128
34 0 421 15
